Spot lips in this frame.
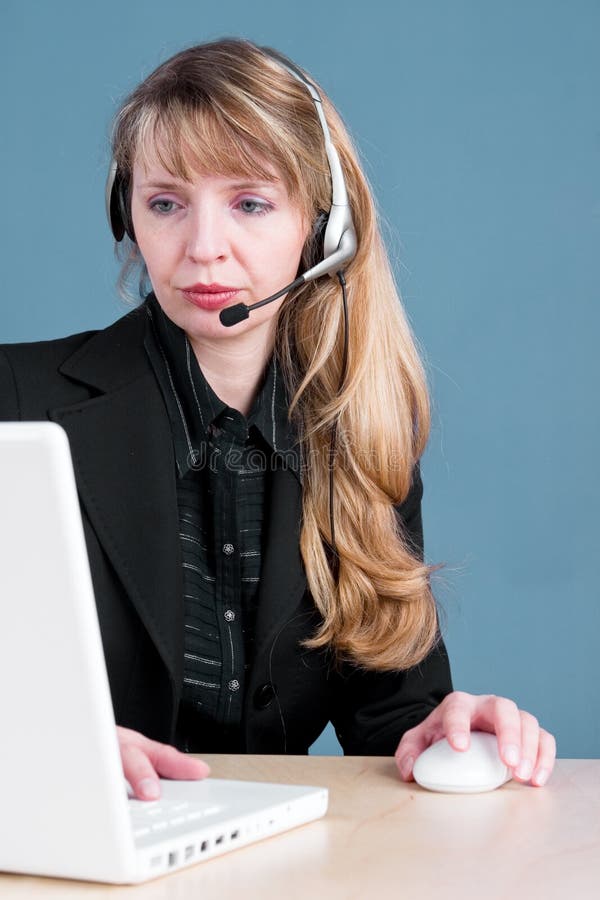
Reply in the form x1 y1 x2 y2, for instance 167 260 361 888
180 283 241 310
182 283 238 293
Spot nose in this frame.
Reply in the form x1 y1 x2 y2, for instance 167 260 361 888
184 204 229 264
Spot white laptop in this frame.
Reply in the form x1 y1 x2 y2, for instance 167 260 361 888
0 422 327 884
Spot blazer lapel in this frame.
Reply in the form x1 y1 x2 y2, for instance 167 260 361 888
48 308 183 689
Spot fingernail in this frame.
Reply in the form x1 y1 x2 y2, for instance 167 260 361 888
503 744 520 767
450 732 469 750
515 759 533 780
400 756 414 779
533 768 549 786
139 778 160 800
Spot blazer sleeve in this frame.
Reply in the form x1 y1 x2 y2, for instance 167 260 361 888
0 348 21 420
394 460 425 560
328 462 453 755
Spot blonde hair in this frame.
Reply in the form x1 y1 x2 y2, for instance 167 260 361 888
110 38 441 671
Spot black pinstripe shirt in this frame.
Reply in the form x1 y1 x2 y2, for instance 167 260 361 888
143 293 301 751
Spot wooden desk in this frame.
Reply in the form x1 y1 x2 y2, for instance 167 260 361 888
2 756 599 899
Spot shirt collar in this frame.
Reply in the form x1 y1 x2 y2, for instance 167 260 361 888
143 293 301 478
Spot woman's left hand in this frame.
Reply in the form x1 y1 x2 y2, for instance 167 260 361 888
394 691 556 787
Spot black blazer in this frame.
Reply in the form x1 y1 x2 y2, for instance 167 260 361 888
0 305 452 755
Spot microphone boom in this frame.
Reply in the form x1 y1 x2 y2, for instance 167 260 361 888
219 275 306 327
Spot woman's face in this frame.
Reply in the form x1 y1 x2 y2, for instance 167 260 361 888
130 151 308 349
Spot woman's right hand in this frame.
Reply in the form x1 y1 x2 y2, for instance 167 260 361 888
117 725 210 800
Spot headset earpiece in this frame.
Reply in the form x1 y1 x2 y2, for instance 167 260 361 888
106 160 135 243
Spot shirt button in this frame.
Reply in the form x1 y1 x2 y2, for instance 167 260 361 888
228 679 240 692
222 543 235 555
224 609 236 623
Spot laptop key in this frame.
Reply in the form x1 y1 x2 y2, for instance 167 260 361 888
202 805 224 817
186 809 207 820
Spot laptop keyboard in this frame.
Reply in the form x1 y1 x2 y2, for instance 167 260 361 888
129 798 225 838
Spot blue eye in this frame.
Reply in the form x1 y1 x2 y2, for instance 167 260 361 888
237 198 271 216
149 199 177 214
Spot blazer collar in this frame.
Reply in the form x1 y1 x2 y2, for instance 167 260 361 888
57 304 151 393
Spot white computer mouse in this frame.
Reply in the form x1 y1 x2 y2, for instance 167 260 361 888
412 731 512 793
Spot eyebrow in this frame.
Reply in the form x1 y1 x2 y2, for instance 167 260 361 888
137 179 279 192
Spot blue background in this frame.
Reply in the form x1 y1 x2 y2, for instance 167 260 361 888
2 1 598 757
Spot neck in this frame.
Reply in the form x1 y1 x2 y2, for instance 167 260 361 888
187 323 276 418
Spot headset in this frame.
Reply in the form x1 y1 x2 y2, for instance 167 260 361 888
105 46 357 578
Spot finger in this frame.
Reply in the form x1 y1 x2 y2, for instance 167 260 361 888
485 696 523 769
512 711 539 783
395 726 430 781
531 728 557 787
440 691 477 751
149 742 211 781
117 725 211 786
395 703 450 781
120 742 163 801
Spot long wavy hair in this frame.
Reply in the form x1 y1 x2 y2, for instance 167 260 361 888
109 38 441 671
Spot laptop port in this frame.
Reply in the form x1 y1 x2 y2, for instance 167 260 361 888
215 835 224 845
200 840 209 853
168 852 178 867
230 830 239 840
184 845 195 860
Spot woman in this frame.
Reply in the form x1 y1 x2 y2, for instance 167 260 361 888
0 38 555 799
